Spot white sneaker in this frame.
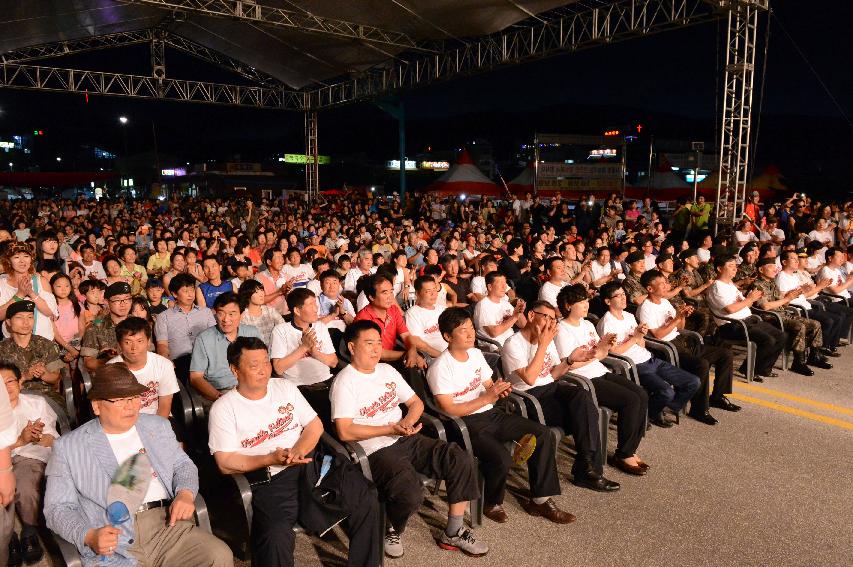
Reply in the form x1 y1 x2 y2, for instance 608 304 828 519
437 527 489 557
384 528 404 558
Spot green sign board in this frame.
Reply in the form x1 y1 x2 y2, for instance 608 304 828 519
281 153 331 164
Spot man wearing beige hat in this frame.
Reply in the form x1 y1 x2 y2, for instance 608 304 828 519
44 363 233 566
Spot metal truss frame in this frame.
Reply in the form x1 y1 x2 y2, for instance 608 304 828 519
309 0 726 108
0 63 304 109
0 30 154 64
714 0 768 232
161 32 284 86
120 0 425 51
304 109 319 202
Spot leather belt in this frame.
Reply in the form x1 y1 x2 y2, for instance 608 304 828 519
136 499 172 513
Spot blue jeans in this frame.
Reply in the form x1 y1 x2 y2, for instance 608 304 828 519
636 357 701 417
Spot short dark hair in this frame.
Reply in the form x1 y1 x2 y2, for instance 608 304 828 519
344 319 382 346
414 275 436 294
391 249 407 262
263 248 283 265
484 270 505 287
115 316 152 341
596 246 610 257
286 287 315 312
319 269 341 283
640 269 664 289
169 273 197 294
213 291 241 311
365 274 393 300
825 246 842 263
438 307 472 339
555 284 589 317
527 300 556 314
543 256 563 274
0 362 21 381
79 279 106 294
714 254 737 270
599 281 624 301
227 336 268 368
312 257 330 272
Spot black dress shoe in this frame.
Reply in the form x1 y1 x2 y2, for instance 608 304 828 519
710 396 741 412
571 472 621 492
790 360 815 376
688 411 718 425
821 348 841 358
758 371 778 378
20 534 42 565
8 533 22 567
808 356 833 370
650 415 674 428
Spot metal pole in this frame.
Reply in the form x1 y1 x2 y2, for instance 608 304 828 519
621 136 627 200
398 101 406 200
533 133 539 197
692 148 700 202
646 134 654 197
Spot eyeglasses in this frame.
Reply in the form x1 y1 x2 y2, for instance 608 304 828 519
103 396 141 406
531 311 557 322
109 297 132 304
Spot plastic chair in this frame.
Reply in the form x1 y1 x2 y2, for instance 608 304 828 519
752 307 790 370
711 315 758 382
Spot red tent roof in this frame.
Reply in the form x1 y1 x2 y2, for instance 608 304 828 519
425 150 502 197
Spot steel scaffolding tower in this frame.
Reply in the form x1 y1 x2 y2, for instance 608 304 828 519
715 0 769 233
304 109 319 202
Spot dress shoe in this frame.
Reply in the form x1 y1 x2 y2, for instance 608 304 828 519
8 533 22 567
688 411 718 425
636 459 651 470
790 359 815 376
758 371 778 378
650 414 674 428
522 498 576 524
821 347 841 358
483 504 508 523
808 356 833 370
709 396 741 412
571 472 621 492
20 534 43 565
607 455 647 476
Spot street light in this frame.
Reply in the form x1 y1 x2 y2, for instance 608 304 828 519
56 157 62 162
119 116 128 125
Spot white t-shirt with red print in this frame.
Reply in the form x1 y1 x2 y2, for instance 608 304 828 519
330 363 416 456
501 332 559 392
405 304 448 353
108 353 179 416
554 319 609 379
426 348 493 415
208 378 318 475
596 311 652 365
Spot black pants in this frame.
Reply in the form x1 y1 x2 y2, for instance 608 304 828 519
462 409 560 507
368 434 479 533
527 381 601 475
716 316 785 375
815 302 853 347
671 335 734 414
298 383 332 429
250 465 381 567
590 373 648 460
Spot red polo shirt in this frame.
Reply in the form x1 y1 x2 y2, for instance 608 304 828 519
354 304 409 350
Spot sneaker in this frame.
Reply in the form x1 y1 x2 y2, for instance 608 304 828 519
384 528 404 559
437 527 489 557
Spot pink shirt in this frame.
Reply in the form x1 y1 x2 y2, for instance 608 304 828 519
55 301 80 343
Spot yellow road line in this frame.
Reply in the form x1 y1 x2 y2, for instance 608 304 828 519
728 393 853 430
734 382 853 417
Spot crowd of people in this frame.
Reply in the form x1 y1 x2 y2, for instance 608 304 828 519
0 187 850 567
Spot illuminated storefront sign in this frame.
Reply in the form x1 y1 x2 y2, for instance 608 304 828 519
279 154 331 164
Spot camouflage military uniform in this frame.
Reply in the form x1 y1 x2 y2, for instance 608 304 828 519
735 262 758 289
750 276 822 354
80 316 118 360
0 335 65 407
624 273 647 305
672 269 715 336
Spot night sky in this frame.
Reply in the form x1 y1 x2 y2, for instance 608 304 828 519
0 1 850 193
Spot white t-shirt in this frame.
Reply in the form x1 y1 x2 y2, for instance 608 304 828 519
11 394 59 463
473 296 516 346
734 231 758 247
818 266 851 299
501 332 559 392
427 349 493 415
553 319 608 379
775 271 811 309
306 279 322 296
107 353 180 415
269 321 335 386
697 248 711 264
643 254 657 272
208 379 318 476
81 260 107 281
330 363 416 456
596 311 652 365
105 426 170 503
590 261 614 285
470 276 487 296
538 280 565 309
282 264 315 288
706 280 751 322
636 298 679 342
343 267 375 293
808 229 834 246
404 304 447 353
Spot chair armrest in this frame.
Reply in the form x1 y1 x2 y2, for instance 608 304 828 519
423 399 474 455
188 385 207 423
51 532 84 567
344 441 373 481
603 354 640 385
644 337 678 365
715 314 751 338
560 372 602 408
60 367 77 429
508 390 546 424
194 492 212 534
475 331 502 353
680 329 704 344
786 304 809 318
752 307 784 329
175 379 196 432
417 413 447 442
81 369 92 394
231 473 255 529
320 431 349 457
